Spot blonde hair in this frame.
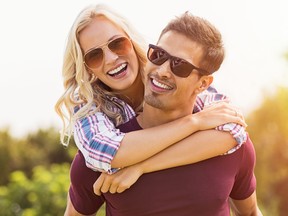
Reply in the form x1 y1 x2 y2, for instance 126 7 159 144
55 4 147 146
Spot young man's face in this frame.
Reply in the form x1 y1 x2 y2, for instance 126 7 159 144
144 30 206 111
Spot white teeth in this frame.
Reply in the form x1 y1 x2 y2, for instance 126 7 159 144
152 79 172 90
108 63 127 75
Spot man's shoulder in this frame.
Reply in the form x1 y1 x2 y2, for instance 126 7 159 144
240 135 256 163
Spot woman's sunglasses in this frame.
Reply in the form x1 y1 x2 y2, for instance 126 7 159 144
83 36 132 70
147 44 208 78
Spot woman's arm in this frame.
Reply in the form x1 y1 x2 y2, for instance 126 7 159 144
139 130 237 172
74 101 245 173
111 101 245 168
93 129 239 195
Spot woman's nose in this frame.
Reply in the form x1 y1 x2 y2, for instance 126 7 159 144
103 47 118 64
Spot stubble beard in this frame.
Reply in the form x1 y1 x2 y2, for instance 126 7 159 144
144 93 165 110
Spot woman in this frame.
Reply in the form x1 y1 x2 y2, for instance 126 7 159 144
55 4 246 186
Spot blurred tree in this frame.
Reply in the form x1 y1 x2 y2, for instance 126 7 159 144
0 130 13 185
0 127 77 185
284 51 288 61
0 126 105 215
0 163 106 216
0 163 70 216
246 86 288 216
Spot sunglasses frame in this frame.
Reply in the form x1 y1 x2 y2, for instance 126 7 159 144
83 36 132 70
147 44 208 77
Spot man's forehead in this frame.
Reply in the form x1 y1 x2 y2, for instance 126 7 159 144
157 31 203 65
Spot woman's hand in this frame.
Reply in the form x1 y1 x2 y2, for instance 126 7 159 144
93 164 143 195
193 100 247 131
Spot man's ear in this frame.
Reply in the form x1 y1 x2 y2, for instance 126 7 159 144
196 75 214 93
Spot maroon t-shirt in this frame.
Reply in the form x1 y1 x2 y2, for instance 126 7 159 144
69 117 256 216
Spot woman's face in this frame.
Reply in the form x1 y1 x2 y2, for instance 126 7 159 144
79 16 140 92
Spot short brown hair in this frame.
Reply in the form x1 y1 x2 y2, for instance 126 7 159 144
159 11 225 74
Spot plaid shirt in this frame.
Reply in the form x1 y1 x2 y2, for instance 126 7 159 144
73 86 247 174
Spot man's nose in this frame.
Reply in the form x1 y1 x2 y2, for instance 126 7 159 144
155 60 172 78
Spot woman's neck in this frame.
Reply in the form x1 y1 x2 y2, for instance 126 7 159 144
117 73 144 110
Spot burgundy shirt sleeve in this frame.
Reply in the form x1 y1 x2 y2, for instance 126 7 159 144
230 137 257 200
69 151 105 214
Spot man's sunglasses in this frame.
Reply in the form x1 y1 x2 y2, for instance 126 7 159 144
147 44 208 78
83 36 132 70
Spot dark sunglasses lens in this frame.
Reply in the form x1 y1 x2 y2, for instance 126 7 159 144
108 37 132 56
148 47 168 65
147 45 196 78
171 59 194 78
85 48 103 69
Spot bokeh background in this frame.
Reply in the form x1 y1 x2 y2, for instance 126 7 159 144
0 0 287 215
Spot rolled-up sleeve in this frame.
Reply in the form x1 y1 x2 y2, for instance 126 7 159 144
73 98 136 174
194 86 247 154
74 111 125 173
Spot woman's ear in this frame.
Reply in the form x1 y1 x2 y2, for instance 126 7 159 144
196 75 214 93
89 73 97 83
85 67 97 83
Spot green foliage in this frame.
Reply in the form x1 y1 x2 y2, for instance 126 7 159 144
0 127 107 215
284 51 288 61
246 86 288 216
0 127 77 185
0 130 13 184
0 163 106 216
0 164 70 216
96 206 106 216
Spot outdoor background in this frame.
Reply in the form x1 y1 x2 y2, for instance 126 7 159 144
0 0 287 215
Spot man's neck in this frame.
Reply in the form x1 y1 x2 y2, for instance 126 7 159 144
137 102 195 129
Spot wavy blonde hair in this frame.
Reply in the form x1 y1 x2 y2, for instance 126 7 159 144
55 4 147 146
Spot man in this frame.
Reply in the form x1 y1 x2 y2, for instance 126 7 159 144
66 12 262 215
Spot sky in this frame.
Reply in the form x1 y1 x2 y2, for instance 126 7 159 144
0 0 287 137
